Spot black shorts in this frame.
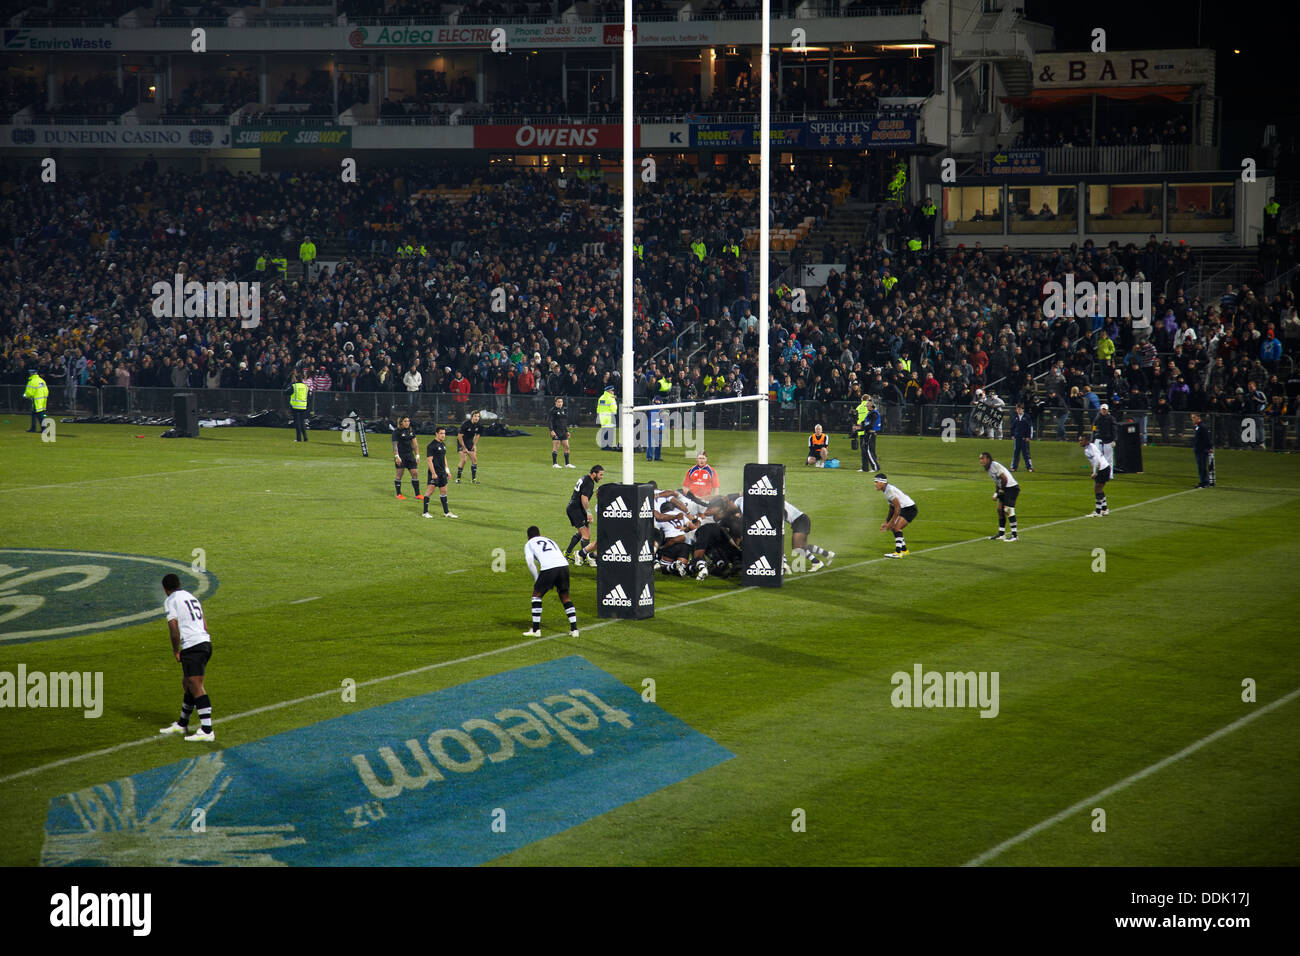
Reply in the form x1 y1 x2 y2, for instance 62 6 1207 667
1095 467 1112 484
398 456 417 471
694 523 725 552
790 514 811 536
997 486 1020 507
553 429 569 442
533 566 570 596
427 470 448 488
659 541 690 561
179 642 211 678
899 504 919 523
567 503 589 529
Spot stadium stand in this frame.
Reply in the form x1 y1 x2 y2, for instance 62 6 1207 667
2 157 1294 447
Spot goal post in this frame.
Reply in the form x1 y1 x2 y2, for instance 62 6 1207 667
619 0 773 484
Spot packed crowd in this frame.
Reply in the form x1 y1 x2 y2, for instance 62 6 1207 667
31 73 139 122
3 54 927 126
160 74 259 123
1014 112 1195 150
0 72 42 123
1 159 1295 446
18 0 133 25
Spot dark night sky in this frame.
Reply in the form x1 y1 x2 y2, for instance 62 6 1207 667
1022 0 1294 125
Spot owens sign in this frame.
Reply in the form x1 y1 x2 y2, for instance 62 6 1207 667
473 124 639 150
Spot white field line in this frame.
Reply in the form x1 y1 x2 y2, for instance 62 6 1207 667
0 488 1197 786
963 685 1300 866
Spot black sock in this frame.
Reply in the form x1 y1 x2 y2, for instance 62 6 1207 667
566 533 582 555
563 601 577 628
178 690 194 727
564 452 570 464
441 494 449 514
394 479 402 496
998 516 1006 531
531 597 543 629
412 479 420 496
471 464 477 479
194 694 212 732
457 467 463 479
552 451 557 464
422 494 430 514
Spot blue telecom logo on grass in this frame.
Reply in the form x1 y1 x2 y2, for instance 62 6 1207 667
0 550 216 644
42 657 733 866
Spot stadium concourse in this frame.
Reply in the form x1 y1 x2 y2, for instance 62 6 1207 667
1 157 1297 447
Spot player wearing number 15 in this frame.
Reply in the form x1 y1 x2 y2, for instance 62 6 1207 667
523 527 579 638
158 573 216 742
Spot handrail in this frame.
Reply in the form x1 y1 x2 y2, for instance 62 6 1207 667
22 4 925 29
13 108 921 129
362 108 918 126
984 331 1091 394
1262 263 1300 299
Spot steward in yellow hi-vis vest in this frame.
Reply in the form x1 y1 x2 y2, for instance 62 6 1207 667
24 368 48 433
287 373 310 442
596 386 618 450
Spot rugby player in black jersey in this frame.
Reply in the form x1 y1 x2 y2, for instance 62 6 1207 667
422 426 458 519
564 464 603 566
550 396 574 469
392 415 420 500
457 410 482 484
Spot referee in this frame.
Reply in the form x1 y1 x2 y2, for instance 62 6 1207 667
1192 412 1215 487
1009 403 1033 472
1094 403 1117 476
523 526 579 638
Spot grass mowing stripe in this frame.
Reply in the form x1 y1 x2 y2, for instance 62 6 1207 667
962 685 1300 867
0 485 1201 788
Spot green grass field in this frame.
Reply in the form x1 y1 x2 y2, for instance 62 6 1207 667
1 417 1297 866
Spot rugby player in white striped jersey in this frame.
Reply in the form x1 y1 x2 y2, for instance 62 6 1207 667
873 474 917 558
158 573 216 742
1078 434 1111 516
980 452 1020 541
523 526 579 637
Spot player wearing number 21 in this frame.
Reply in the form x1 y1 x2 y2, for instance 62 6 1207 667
523 527 579 638
158 573 216 742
